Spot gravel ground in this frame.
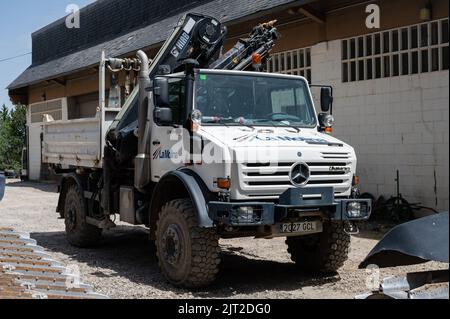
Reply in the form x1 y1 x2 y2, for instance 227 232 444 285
0 180 447 299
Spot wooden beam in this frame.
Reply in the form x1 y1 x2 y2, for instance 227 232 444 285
9 93 28 106
298 5 326 24
50 78 66 87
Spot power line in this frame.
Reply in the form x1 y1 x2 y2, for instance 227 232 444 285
0 52 31 63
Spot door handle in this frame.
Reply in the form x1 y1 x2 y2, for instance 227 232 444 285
152 140 161 146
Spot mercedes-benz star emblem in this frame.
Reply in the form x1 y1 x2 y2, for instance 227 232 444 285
289 162 311 187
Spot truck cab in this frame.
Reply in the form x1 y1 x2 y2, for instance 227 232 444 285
149 69 370 238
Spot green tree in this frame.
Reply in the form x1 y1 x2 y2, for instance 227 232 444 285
0 104 27 171
0 104 8 123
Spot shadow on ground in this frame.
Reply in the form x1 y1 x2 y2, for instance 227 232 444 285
6 180 57 193
31 226 340 297
353 230 385 241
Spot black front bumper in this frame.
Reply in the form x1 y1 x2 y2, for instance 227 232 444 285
208 187 372 226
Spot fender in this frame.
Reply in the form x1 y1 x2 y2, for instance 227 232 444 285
150 169 215 231
57 173 84 215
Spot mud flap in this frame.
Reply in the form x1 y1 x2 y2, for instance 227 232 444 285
359 212 449 268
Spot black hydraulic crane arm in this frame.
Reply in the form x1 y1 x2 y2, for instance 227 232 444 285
210 20 279 71
142 13 279 76
147 13 227 77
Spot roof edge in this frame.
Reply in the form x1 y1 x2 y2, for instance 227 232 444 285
9 0 305 91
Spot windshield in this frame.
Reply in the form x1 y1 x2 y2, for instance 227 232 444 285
195 73 317 128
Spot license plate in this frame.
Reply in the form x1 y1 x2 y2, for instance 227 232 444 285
278 221 321 234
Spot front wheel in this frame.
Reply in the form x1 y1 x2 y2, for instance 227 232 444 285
286 222 351 273
155 199 221 288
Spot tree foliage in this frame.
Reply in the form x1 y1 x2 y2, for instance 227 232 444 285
0 104 27 171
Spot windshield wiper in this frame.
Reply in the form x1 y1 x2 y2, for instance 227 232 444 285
277 122 301 133
218 118 231 128
254 120 301 133
239 122 256 131
202 117 232 128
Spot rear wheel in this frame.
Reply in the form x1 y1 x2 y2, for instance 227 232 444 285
155 199 221 288
64 184 102 247
286 222 350 273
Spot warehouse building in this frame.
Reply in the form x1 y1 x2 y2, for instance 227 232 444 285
8 0 449 210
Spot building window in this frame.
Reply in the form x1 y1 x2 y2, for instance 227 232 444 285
30 99 63 123
267 48 312 83
342 18 449 82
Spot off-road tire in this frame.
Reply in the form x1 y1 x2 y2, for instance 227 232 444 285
64 184 101 247
155 199 221 288
286 222 350 273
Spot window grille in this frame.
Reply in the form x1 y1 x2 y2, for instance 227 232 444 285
267 48 312 83
342 18 449 82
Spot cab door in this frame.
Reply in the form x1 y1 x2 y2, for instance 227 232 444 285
151 77 187 181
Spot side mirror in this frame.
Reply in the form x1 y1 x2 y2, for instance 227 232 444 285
154 77 170 107
154 107 173 125
320 87 333 113
0 172 5 202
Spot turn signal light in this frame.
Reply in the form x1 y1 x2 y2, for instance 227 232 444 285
324 127 333 134
191 122 200 133
217 178 231 190
353 175 360 186
252 53 262 65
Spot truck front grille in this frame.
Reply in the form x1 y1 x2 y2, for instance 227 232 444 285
239 153 353 198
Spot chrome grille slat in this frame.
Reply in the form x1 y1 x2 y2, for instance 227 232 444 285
239 159 353 198
321 152 351 160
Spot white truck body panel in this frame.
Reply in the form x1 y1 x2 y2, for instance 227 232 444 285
41 52 133 170
42 118 102 169
28 98 68 180
192 126 356 200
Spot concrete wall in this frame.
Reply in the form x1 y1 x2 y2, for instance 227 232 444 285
311 39 449 210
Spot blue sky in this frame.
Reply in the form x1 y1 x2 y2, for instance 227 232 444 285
0 0 95 109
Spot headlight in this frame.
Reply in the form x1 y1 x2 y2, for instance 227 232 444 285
191 110 202 124
236 207 255 224
318 113 335 129
347 202 363 218
322 114 335 128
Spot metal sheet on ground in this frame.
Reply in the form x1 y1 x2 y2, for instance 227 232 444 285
359 212 449 269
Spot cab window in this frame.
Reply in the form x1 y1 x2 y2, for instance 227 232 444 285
168 78 185 125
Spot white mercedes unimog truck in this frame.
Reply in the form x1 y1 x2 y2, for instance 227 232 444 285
43 14 371 288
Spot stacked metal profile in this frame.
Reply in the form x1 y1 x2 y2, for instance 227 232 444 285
0 227 108 299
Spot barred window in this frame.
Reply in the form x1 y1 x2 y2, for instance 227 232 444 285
342 18 449 82
267 48 312 83
30 99 63 123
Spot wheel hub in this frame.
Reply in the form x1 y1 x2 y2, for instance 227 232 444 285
162 225 182 266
